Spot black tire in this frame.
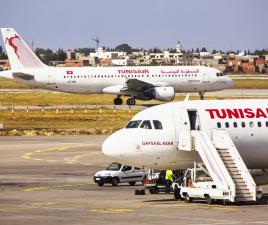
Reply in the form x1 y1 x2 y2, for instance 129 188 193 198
112 177 119 186
173 186 181 200
97 182 104 187
184 194 193 203
149 188 155 194
205 195 213 204
126 98 136 105
114 97 123 105
149 187 158 194
129 181 136 186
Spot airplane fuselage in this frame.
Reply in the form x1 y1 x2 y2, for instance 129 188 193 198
102 99 268 170
6 65 231 94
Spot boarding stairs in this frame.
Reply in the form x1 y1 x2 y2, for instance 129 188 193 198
191 129 257 202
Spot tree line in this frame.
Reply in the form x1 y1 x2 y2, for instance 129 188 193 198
0 44 267 62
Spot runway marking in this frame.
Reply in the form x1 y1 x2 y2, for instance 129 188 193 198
90 208 134 213
21 144 102 165
147 200 236 211
19 182 95 192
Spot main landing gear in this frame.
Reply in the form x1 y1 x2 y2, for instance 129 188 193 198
113 97 136 105
126 98 136 106
199 92 205 100
114 97 123 105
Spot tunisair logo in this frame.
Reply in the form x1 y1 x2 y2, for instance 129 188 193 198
5 34 21 59
206 108 268 119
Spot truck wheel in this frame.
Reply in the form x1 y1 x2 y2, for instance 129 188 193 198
149 187 157 194
174 186 181 200
112 178 119 186
98 182 104 187
205 195 213 204
185 194 193 203
129 181 136 186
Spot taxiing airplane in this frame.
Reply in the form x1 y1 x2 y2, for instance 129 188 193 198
0 28 233 105
102 99 268 185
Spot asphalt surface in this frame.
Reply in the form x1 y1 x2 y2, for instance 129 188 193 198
0 136 268 225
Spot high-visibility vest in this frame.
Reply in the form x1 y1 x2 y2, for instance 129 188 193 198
165 170 173 181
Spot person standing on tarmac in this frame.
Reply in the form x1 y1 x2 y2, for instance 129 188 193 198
165 169 174 194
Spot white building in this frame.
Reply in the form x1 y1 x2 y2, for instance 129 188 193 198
90 47 127 60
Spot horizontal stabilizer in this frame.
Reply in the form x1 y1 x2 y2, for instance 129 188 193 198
12 72 34 80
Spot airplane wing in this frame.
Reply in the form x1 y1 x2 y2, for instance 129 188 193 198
124 78 169 92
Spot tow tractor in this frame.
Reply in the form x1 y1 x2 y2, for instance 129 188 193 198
143 170 166 194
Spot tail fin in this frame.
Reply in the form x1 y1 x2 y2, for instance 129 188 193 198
1 28 46 70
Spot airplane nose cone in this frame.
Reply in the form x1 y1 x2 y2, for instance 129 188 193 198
102 130 124 159
226 76 234 88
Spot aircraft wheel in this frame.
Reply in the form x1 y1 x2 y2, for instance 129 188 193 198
199 92 205 100
126 98 136 105
114 97 123 105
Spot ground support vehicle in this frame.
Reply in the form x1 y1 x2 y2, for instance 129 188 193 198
94 162 146 186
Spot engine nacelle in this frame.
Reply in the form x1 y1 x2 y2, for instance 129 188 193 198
137 86 175 101
153 86 175 101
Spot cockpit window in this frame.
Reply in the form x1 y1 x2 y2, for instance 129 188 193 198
153 120 163 129
216 72 224 77
126 120 142 128
140 120 152 129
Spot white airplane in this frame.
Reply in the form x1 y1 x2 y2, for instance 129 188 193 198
102 99 268 185
0 28 233 105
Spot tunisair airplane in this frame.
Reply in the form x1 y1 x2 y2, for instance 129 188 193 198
0 28 233 105
102 99 268 187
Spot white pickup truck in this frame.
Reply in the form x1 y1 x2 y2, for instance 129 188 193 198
94 162 146 186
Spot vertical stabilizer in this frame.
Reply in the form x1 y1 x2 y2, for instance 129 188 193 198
1 28 46 70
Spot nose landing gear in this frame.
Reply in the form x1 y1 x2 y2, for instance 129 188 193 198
199 92 205 100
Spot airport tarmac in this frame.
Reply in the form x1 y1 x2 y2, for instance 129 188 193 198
0 136 268 225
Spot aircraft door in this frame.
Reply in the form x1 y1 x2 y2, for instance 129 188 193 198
202 73 210 85
173 109 192 151
48 73 55 84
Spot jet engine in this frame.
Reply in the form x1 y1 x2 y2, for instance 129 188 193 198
138 86 175 101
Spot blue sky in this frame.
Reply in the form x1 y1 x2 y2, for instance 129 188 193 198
0 0 267 51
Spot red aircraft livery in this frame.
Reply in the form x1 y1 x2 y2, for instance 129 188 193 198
206 108 268 119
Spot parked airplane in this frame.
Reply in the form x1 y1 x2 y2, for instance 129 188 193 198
102 99 268 185
0 28 233 105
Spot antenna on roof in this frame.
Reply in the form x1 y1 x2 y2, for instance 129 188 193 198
92 37 100 50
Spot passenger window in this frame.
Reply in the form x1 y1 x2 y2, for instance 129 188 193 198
217 122 221 128
266 121 268 127
249 122 254 128
258 121 262 127
233 122 238 128
126 120 142 128
225 122 229 128
140 120 152 129
122 166 132 172
153 120 163 129
134 167 140 170
241 122 246 128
